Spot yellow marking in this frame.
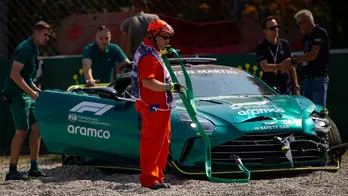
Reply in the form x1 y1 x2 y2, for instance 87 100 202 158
259 71 263 79
245 63 250 72
83 160 340 176
160 49 168 55
73 74 78 85
281 146 288 151
170 160 340 175
252 65 258 75
66 83 110 91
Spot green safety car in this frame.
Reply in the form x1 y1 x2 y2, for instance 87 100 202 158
34 57 347 180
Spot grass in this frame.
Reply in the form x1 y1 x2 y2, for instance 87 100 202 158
0 154 61 165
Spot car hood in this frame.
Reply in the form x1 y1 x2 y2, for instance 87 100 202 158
175 95 319 126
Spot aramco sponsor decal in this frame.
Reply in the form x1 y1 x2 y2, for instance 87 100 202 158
237 108 285 116
67 125 110 139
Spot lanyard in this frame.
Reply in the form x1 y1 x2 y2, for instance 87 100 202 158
268 45 279 75
268 45 279 64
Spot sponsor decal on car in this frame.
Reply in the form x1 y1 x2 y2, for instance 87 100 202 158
254 124 290 130
237 108 285 116
70 101 114 116
229 101 268 109
68 101 113 126
174 69 238 75
279 119 293 124
67 125 111 139
68 114 111 127
196 132 213 136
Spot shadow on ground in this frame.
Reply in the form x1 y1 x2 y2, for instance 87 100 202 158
36 165 188 186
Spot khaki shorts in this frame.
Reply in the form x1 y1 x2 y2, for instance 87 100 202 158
6 94 36 130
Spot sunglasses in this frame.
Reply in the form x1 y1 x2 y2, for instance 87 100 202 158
265 25 280 31
97 25 111 32
296 20 309 28
158 35 170 40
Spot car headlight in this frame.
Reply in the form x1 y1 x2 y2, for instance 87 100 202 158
179 113 216 132
310 113 330 133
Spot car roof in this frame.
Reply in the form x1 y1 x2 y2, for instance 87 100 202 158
167 57 248 75
171 63 242 72
121 57 250 77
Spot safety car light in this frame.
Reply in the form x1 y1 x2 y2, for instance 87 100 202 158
190 123 197 128
179 113 216 132
310 114 330 133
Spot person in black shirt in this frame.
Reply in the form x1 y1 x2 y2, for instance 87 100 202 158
256 16 300 95
286 9 330 109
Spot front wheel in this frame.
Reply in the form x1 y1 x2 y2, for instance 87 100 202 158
327 117 345 166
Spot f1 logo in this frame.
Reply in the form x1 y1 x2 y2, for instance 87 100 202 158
70 101 114 116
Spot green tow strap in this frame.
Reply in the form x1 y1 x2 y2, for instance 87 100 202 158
162 48 250 183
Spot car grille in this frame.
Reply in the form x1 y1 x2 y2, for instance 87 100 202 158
211 132 325 165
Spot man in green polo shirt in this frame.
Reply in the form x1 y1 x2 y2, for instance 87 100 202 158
2 21 51 180
82 25 130 86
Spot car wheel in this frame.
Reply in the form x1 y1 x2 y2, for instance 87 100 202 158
327 116 345 166
76 156 86 165
61 154 76 165
165 148 186 180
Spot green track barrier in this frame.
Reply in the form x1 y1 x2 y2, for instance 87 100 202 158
162 47 250 183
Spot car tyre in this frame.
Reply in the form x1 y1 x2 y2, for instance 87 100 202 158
61 154 76 165
76 156 86 165
327 116 345 167
165 148 185 179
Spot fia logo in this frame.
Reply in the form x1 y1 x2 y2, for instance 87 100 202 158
70 101 114 116
68 114 78 122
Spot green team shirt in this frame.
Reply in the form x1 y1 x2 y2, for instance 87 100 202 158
2 36 39 96
82 42 127 83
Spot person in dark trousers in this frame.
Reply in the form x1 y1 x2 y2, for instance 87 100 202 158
120 0 160 59
82 25 130 86
256 16 300 95
285 9 330 109
2 21 51 181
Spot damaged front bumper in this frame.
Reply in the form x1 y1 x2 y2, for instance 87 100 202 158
178 131 341 172
171 131 343 176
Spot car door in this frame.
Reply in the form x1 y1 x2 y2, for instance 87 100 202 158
106 97 141 161
35 89 141 163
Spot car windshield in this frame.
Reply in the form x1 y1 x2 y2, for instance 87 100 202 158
174 68 274 98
